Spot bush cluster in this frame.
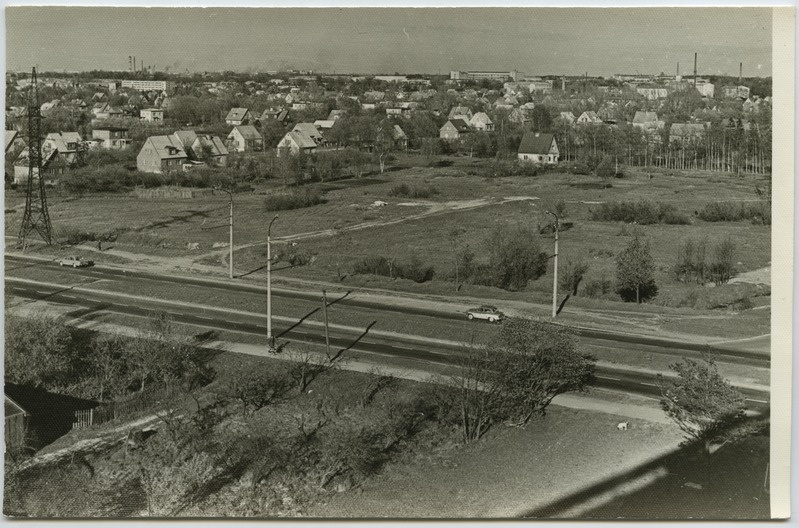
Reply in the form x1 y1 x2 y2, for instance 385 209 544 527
698 201 771 225
387 183 439 199
590 200 691 225
263 188 325 211
352 255 435 283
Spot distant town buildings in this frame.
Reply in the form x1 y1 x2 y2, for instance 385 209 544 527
120 79 172 92
450 70 522 82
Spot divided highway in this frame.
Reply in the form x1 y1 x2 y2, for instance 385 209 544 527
5 258 770 411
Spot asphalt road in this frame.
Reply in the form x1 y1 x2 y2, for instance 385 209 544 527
4 255 771 369
6 276 770 411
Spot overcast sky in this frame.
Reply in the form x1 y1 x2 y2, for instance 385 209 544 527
6 7 773 77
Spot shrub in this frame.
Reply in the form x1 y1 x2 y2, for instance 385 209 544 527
263 188 325 211
473 226 549 291
352 255 434 283
708 237 736 285
387 183 439 199
674 237 708 284
698 201 770 223
590 200 691 225
583 276 614 299
559 260 589 296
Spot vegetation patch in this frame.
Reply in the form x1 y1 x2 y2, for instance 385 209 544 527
590 200 691 225
263 188 325 212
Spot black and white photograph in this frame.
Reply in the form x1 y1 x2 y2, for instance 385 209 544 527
1 4 793 521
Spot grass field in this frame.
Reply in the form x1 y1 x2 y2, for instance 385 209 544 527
5 158 772 338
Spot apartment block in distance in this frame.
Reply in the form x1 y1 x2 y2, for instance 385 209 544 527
120 80 173 92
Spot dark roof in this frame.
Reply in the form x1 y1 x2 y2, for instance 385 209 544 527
518 132 555 155
448 119 471 132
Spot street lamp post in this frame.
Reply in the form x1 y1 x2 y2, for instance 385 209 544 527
545 210 559 318
267 214 279 350
218 188 234 280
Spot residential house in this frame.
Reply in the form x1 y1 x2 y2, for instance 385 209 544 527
276 130 317 157
140 108 164 122
448 106 473 121
292 123 324 145
631 111 663 131
391 124 408 150
508 107 530 126
469 112 495 131
13 148 65 184
225 107 252 126
188 134 229 167
327 109 344 121
43 132 83 165
5 130 25 154
313 120 337 131
558 111 576 124
439 119 472 140
576 111 602 125
261 108 290 125
92 103 125 120
171 130 228 167
493 96 518 110
92 125 130 150
136 135 189 173
226 125 263 152
517 132 559 165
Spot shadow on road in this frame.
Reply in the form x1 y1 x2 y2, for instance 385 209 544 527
329 320 377 362
522 415 771 520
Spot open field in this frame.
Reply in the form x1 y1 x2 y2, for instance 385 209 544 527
6 158 771 339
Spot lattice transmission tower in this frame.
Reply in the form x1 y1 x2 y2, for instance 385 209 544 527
18 67 53 249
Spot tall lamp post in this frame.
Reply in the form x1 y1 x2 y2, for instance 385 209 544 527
218 188 234 280
267 214 279 350
545 210 559 318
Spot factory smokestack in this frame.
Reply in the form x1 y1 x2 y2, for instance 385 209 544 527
739 62 743 84
693 52 697 87
128 56 132 72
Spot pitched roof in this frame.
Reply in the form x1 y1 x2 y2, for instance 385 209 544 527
392 124 407 140
225 107 250 121
448 105 471 118
314 120 336 129
45 132 82 152
470 112 493 125
194 135 229 157
146 135 188 159
446 119 471 132
286 131 317 149
292 122 322 139
171 130 198 150
230 125 262 141
518 132 555 155
5 130 19 151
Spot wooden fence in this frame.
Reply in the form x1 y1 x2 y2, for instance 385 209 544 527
72 382 178 429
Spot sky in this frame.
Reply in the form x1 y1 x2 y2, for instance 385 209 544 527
5 7 773 77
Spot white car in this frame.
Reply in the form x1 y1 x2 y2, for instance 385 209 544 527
466 305 504 323
58 256 94 268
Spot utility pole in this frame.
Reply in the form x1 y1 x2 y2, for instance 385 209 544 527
322 290 331 359
18 67 53 249
545 210 559 318
267 215 279 351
